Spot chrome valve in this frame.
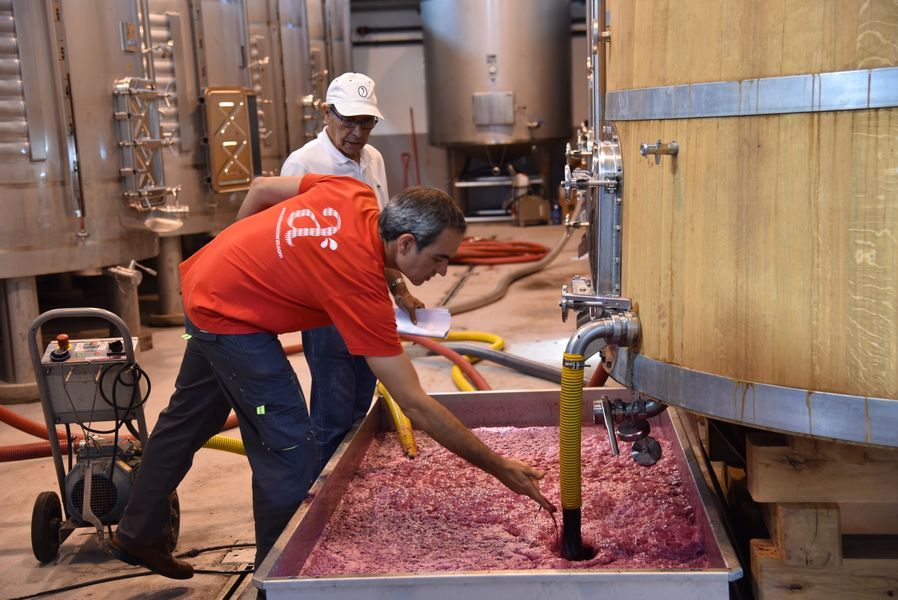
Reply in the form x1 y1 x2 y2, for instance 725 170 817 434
639 139 678 164
560 276 632 323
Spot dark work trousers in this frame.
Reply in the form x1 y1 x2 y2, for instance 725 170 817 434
302 324 376 474
116 320 318 571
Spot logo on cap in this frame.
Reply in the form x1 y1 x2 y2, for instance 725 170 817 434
357 86 368 98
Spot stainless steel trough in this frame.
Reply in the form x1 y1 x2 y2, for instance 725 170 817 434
255 388 742 599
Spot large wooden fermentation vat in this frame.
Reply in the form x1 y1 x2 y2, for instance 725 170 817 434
604 0 898 446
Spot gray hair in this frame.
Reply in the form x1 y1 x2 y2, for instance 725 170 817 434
378 187 466 250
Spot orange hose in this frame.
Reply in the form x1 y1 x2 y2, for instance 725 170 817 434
450 238 549 265
0 410 240 463
283 342 303 354
0 439 76 462
0 404 66 440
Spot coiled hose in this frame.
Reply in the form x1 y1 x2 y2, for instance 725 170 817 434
445 229 573 315
450 239 549 265
446 195 582 316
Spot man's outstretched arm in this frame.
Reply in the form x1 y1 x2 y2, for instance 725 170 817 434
366 352 556 512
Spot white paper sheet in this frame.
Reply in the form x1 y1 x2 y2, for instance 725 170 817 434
394 307 451 338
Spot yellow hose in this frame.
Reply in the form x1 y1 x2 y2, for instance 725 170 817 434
377 383 418 458
442 331 505 391
451 366 477 391
203 434 246 455
199 386 420 459
560 352 585 510
444 330 505 351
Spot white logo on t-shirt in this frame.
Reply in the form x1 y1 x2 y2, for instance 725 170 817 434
275 206 342 258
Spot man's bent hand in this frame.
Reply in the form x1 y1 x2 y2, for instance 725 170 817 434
493 458 556 513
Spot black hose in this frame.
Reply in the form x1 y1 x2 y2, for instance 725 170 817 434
444 344 562 384
561 508 595 561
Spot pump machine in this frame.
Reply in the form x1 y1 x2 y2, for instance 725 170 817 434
27 308 178 562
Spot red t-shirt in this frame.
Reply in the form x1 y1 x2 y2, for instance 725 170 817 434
179 174 402 357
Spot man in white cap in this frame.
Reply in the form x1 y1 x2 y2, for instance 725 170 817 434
280 73 424 475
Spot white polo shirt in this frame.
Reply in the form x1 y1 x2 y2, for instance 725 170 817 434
280 128 389 209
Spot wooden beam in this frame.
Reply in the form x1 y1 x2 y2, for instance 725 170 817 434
773 504 841 567
747 434 898 503
751 538 898 599
841 503 898 535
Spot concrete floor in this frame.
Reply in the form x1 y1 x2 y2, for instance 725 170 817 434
0 221 602 600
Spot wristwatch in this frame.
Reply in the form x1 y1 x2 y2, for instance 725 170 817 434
389 277 405 293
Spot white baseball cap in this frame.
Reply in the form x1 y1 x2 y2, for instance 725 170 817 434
326 72 384 119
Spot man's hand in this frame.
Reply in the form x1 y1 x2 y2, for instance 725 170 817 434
384 269 425 323
395 291 425 324
492 457 556 513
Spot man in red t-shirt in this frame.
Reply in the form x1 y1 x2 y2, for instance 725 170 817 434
109 175 555 583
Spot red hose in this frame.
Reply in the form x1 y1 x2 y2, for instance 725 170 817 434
0 404 66 440
400 334 491 391
1 439 74 462
284 333 488 391
450 238 549 265
587 367 609 388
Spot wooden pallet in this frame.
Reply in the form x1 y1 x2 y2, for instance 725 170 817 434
747 433 898 599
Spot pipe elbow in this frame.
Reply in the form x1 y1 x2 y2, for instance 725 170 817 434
565 310 640 356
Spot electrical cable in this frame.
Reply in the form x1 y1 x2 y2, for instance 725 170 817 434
7 571 154 600
64 424 73 471
124 419 141 439
7 567 254 600
175 541 256 558
99 362 151 415
66 362 149 436
6 542 257 599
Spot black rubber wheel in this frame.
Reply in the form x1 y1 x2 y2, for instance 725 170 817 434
162 490 181 553
31 491 62 563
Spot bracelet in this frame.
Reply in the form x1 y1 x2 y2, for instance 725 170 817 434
388 277 405 292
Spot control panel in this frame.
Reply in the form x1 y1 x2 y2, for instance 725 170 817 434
40 334 143 425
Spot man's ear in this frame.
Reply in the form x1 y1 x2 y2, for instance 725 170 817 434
397 233 417 255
